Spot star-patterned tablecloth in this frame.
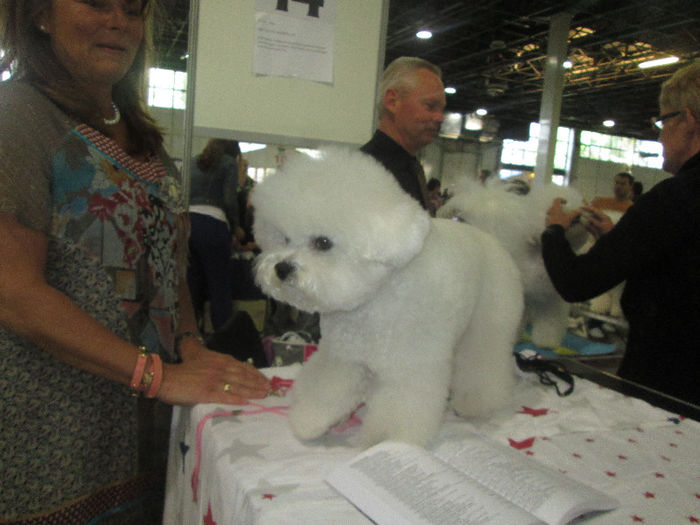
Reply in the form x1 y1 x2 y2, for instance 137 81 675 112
163 364 699 525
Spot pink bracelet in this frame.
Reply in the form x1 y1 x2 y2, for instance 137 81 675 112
129 346 148 396
145 354 163 398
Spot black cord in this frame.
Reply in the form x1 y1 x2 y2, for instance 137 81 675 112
515 352 575 397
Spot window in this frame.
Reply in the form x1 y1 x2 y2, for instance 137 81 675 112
501 136 538 169
633 139 664 170
147 67 187 109
0 49 10 80
249 167 275 183
579 131 663 169
500 122 574 175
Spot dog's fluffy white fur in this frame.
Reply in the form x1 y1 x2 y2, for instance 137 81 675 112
438 179 590 348
252 149 523 447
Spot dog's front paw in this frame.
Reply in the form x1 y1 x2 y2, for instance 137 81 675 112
288 403 337 440
451 387 511 419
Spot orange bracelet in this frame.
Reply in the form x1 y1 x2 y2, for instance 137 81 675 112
145 354 163 398
129 346 148 396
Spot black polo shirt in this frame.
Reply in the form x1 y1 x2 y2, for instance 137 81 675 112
360 130 428 210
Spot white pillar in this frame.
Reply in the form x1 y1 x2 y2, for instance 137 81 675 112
533 12 572 185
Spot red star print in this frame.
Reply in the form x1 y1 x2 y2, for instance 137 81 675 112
628 438 638 444
508 437 535 450
695 493 700 498
632 515 644 522
263 493 276 500
585 438 595 442
688 516 699 523
644 492 655 498
331 405 365 433
675 430 683 435
268 376 294 397
572 453 582 458
204 502 217 525
517 406 549 417
605 471 616 477
661 455 671 462
669 442 678 447
618 455 628 460
525 450 534 455
655 473 665 478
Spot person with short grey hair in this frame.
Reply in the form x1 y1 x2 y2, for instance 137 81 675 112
361 56 445 213
541 63 700 404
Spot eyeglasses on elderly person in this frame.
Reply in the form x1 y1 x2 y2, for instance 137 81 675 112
651 110 683 129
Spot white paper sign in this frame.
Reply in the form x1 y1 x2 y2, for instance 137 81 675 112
254 0 336 83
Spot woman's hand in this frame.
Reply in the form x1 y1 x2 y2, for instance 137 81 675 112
545 198 580 229
157 339 270 406
579 206 614 239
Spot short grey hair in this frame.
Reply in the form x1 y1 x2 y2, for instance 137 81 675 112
659 62 700 120
376 56 442 118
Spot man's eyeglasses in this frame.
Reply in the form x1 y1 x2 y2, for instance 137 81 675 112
651 110 682 130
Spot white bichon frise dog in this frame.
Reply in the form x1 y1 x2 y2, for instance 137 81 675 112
438 179 589 349
578 209 626 318
252 149 523 447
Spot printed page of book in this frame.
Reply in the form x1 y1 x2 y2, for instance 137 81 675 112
434 435 619 525
326 441 543 525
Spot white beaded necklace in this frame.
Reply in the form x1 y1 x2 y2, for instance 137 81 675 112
103 101 121 126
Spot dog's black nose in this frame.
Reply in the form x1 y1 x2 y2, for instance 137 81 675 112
275 261 295 281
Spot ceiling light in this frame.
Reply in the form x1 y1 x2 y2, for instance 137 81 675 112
297 148 322 158
603 119 615 128
563 60 573 69
240 142 266 153
444 87 457 94
638 56 679 69
416 30 432 39
475 108 488 116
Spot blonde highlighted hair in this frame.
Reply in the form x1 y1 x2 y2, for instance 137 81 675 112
659 62 700 120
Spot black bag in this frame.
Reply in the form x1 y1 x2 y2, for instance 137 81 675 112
206 310 269 368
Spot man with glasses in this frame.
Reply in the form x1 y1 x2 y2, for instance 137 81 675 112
540 63 700 405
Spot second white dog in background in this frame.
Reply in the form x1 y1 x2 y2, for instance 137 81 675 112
439 179 590 349
252 149 523 447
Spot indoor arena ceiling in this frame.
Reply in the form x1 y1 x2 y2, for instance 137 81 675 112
154 0 700 141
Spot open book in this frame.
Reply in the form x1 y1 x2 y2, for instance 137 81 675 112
326 433 619 525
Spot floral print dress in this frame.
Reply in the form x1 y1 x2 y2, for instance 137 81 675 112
0 82 186 522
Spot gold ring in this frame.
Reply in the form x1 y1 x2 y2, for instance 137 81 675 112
223 383 232 393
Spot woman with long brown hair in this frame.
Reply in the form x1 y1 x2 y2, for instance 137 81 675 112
0 1 269 522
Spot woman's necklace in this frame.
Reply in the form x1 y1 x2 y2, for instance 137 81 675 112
103 101 121 126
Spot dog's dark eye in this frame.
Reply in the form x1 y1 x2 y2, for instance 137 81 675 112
284 236 290 245
312 236 333 251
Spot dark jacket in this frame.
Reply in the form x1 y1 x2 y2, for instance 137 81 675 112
360 130 428 210
542 152 700 404
189 153 239 228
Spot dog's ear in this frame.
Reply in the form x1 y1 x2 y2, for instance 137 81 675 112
363 201 431 267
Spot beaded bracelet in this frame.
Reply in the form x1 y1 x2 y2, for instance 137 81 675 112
129 346 149 396
145 354 163 399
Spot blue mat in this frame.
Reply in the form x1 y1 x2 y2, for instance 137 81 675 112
514 331 617 359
